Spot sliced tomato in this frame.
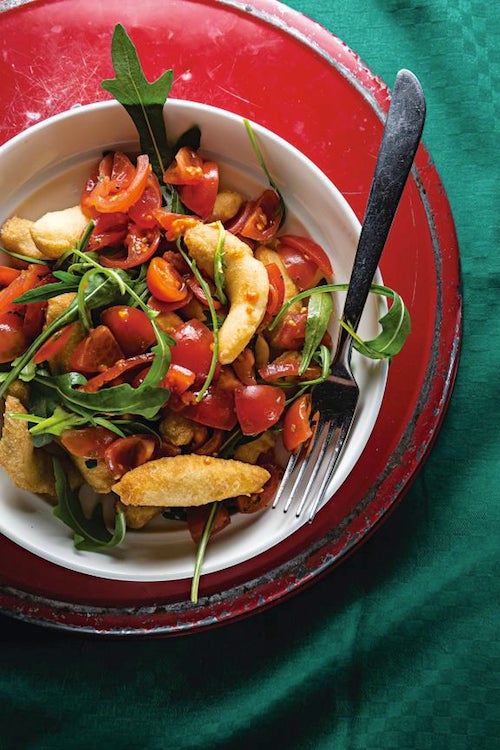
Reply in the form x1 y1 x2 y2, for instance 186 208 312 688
87 153 151 214
86 212 129 252
187 503 231 545
79 353 155 393
99 223 160 269
179 161 219 219
258 351 322 382
277 235 333 277
147 291 193 314
33 323 78 364
60 426 117 459
0 312 27 363
146 256 189 303
152 209 200 241
128 173 163 228
227 189 282 242
273 310 307 349
80 153 113 217
170 319 215 386
70 325 124 374
0 263 50 317
163 146 204 185
185 274 222 310
100 306 156 358
104 434 158 480
183 382 237 431
282 394 313 452
160 364 196 395
234 384 286 435
0 266 21 288
262 262 285 325
22 300 47 343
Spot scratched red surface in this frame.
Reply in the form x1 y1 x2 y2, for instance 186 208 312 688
0 0 461 634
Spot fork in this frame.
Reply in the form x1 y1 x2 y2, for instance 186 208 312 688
273 69 426 521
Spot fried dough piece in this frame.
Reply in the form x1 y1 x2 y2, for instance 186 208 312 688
234 431 276 464
159 411 196 446
0 395 55 496
30 205 88 259
43 293 85 374
206 190 244 223
184 223 269 364
0 217 46 267
113 454 270 507
118 502 163 529
70 457 115 494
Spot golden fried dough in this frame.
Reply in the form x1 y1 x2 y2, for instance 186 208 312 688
184 223 269 364
0 216 45 267
30 205 88 259
113 454 270 507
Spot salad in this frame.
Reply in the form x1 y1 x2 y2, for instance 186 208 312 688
0 25 410 601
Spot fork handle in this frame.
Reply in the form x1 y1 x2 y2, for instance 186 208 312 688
340 69 426 350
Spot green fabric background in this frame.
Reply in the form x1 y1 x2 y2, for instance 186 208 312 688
0 1 498 748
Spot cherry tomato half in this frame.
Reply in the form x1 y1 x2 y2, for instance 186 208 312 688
87 153 151 214
60 426 117 459
146 256 189 303
128 173 162 229
70 325 124 374
99 223 161 269
104 434 158 480
234 384 286 435
282 394 313 452
187 503 231 544
170 319 215 386
179 161 219 220
0 312 27 363
33 323 78 365
100 306 156 358
163 147 204 185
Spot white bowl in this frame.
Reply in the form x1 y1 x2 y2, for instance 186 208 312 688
0 100 387 581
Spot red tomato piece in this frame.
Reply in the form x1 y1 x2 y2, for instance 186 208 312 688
232 348 257 386
146 256 189 303
228 189 282 242
60 426 117 459
104 434 158 480
80 153 113 217
160 364 196 395
147 291 194 314
33 323 78 364
100 306 156 358
185 274 222 310
152 209 200 241
99 223 160 269
163 146 204 185
183 382 237 431
187 503 231 544
170 319 215 386
282 394 313 453
277 235 333 277
87 153 151 214
70 325 124 374
262 262 285 325
128 173 163 229
273 311 307 349
0 266 21 288
0 263 50 317
79 353 155 393
0 312 27 363
22 299 47 343
234 384 286 435
179 161 219 219
86 212 129 252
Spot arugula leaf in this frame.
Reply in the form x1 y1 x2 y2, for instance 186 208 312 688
52 458 126 552
269 282 411 362
243 118 286 225
102 23 174 179
299 290 333 374
33 371 170 420
340 286 410 359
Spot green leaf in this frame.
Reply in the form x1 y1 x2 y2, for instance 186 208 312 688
243 118 286 226
52 457 126 551
299 290 333 375
101 23 174 178
33 372 170 420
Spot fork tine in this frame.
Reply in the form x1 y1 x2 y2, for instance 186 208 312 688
293 418 335 517
271 449 302 510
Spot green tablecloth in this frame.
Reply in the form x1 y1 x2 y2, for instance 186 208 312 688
0 1 498 748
